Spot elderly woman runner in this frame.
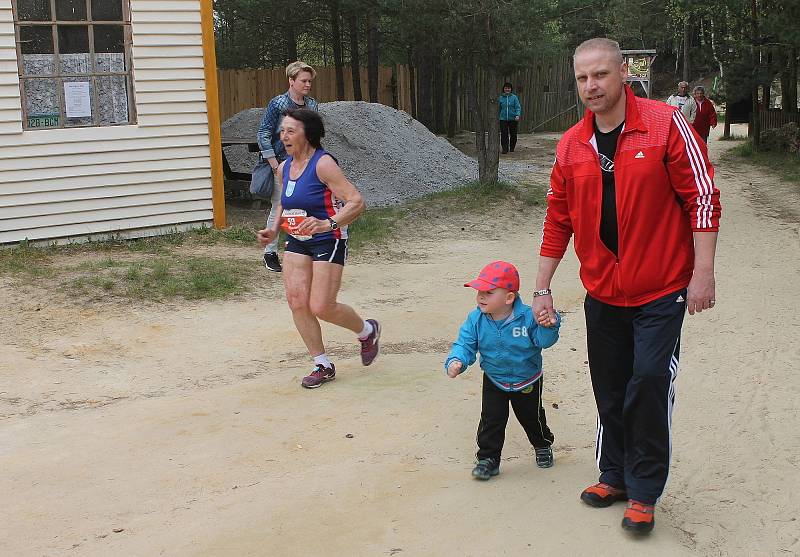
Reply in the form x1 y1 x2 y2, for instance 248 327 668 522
257 109 381 388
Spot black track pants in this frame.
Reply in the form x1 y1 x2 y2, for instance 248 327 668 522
476 375 554 461
584 289 686 504
500 120 518 152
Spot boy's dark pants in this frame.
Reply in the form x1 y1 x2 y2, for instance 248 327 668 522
476 375 553 460
584 289 686 505
500 120 518 152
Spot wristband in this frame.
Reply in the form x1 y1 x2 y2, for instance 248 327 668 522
533 289 552 297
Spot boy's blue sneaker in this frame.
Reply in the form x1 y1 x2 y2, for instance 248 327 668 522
535 447 554 468
472 457 500 480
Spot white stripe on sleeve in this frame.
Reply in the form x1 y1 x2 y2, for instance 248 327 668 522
672 112 715 228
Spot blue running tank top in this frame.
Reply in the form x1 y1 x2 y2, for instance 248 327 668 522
281 148 347 241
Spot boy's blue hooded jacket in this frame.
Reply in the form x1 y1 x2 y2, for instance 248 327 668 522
445 296 560 391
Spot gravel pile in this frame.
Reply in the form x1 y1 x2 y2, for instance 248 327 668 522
222 101 528 207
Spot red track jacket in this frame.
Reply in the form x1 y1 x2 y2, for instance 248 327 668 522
541 85 721 306
692 98 718 139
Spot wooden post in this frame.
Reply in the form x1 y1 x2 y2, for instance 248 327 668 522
200 0 226 229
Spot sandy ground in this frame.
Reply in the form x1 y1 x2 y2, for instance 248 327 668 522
1 126 799 556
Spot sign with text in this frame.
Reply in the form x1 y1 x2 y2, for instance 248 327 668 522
28 113 60 128
64 82 92 118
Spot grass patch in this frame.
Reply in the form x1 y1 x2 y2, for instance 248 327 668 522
348 206 404 251
717 133 749 141
347 179 547 251
0 241 55 278
725 139 800 184
0 225 257 301
414 180 544 214
67 256 249 301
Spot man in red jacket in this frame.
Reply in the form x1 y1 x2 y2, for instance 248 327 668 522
692 85 718 143
532 38 721 535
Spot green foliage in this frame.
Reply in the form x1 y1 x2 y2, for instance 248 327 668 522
727 137 800 185
760 123 800 155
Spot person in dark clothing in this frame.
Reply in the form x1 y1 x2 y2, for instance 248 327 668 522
499 82 522 153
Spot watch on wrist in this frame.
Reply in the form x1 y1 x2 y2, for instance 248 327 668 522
328 218 339 231
532 288 552 297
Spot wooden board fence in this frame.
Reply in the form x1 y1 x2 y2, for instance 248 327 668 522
218 65 412 122
759 108 800 131
217 60 580 133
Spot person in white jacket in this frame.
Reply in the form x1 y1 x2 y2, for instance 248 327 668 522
666 81 696 123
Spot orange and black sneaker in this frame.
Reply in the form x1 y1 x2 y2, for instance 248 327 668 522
621 500 655 534
580 482 628 508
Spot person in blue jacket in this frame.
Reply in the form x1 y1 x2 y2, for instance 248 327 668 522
499 82 522 153
445 260 561 480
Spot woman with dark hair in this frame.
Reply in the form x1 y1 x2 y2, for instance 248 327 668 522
257 108 381 389
499 82 522 153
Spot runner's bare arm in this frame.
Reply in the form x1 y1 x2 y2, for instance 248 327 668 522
256 162 285 247
294 154 365 235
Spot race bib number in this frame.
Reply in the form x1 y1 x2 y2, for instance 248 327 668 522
280 209 312 240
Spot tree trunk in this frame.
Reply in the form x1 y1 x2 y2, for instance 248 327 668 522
469 13 500 185
390 65 398 109
751 0 760 150
724 103 731 139
366 5 379 103
330 0 345 100
782 46 798 113
286 21 298 63
481 65 500 184
348 13 362 101
447 69 458 138
416 52 434 129
466 63 487 175
433 56 445 133
682 22 690 82
709 16 724 78
409 62 417 119
482 15 500 184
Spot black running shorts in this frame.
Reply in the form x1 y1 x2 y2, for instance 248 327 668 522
285 236 348 266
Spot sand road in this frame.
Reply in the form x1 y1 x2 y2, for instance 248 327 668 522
1 128 798 555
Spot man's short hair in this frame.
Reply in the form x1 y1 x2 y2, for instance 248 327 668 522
286 61 316 80
693 85 706 94
573 38 624 65
678 81 689 88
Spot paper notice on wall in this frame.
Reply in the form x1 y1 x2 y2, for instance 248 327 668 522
64 82 92 118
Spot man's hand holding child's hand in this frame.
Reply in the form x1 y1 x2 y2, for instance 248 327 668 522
535 309 558 328
447 360 463 378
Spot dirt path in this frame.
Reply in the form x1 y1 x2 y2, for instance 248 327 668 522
1 127 798 555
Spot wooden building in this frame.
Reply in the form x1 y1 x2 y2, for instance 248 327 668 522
0 0 224 245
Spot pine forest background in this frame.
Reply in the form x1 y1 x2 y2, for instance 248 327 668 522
214 0 800 177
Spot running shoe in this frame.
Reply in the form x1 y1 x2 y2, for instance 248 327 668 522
621 500 655 534
263 252 282 272
359 319 381 366
580 482 628 507
301 363 336 389
471 457 500 480
535 446 554 468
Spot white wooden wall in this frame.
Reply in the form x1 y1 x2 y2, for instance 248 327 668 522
0 0 214 244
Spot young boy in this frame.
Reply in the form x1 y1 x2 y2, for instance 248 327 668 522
445 261 560 480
